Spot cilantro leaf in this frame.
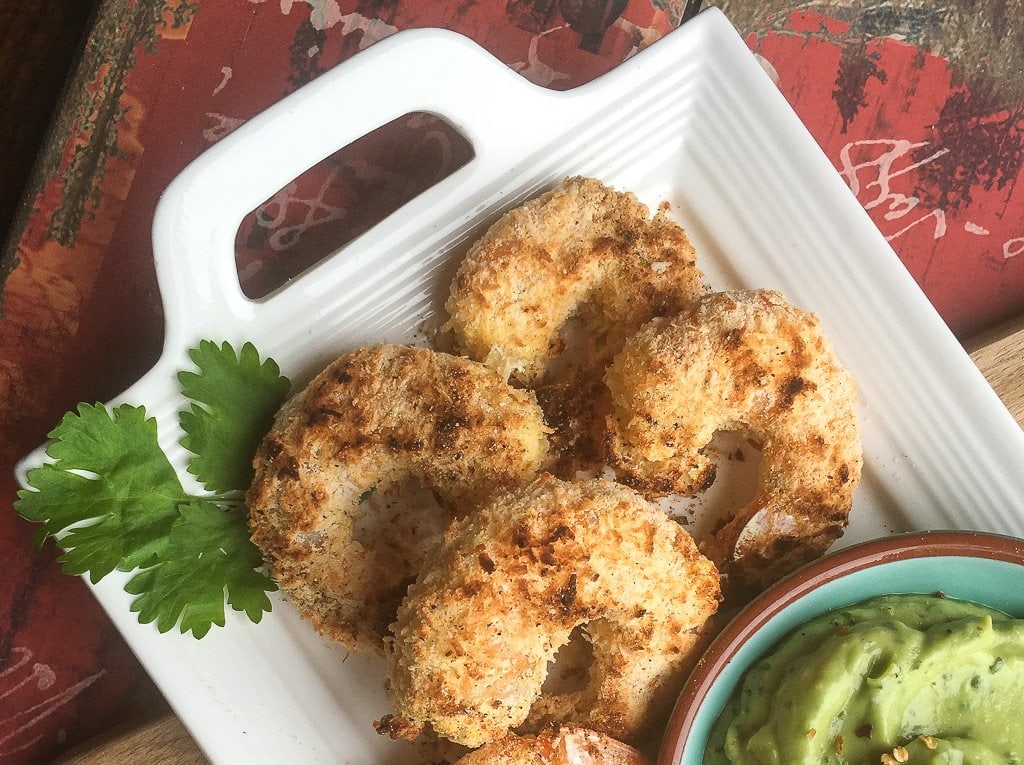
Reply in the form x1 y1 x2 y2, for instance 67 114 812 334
125 501 276 638
15 339 290 639
178 340 290 493
15 404 185 581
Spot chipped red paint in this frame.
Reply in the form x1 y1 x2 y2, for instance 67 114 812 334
750 10 1024 337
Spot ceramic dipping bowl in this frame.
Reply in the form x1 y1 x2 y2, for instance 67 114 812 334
658 530 1024 765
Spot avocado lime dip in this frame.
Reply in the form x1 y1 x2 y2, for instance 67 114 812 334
704 593 1024 764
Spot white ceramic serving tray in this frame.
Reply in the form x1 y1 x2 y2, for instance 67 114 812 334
17 8 1024 763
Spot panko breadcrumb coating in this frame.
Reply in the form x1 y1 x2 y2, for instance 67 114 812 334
247 345 548 654
444 176 703 475
378 474 720 748
454 724 651 765
605 290 863 594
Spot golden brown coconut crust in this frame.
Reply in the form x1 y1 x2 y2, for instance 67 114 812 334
247 345 549 654
444 176 703 475
379 474 720 748
604 289 863 594
454 724 651 765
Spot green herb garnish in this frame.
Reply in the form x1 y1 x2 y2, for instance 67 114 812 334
15 340 290 638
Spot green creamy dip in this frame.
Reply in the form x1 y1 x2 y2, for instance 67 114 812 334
704 594 1024 765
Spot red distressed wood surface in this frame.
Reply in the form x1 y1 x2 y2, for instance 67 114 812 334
750 9 1024 339
0 1 1021 761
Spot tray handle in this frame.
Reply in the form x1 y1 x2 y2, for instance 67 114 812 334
151 28 553 350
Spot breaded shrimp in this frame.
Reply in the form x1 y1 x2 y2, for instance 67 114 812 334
378 474 720 747
605 290 862 593
444 176 703 474
247 345 548 654
454 725 651 765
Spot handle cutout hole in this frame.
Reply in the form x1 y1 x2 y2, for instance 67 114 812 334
234 112 474 299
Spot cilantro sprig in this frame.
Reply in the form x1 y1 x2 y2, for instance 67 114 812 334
16 340 290 638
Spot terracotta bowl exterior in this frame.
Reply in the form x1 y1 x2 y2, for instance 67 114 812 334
658 530 1024 765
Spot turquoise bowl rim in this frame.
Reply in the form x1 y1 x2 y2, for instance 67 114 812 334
657 530 1024 765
